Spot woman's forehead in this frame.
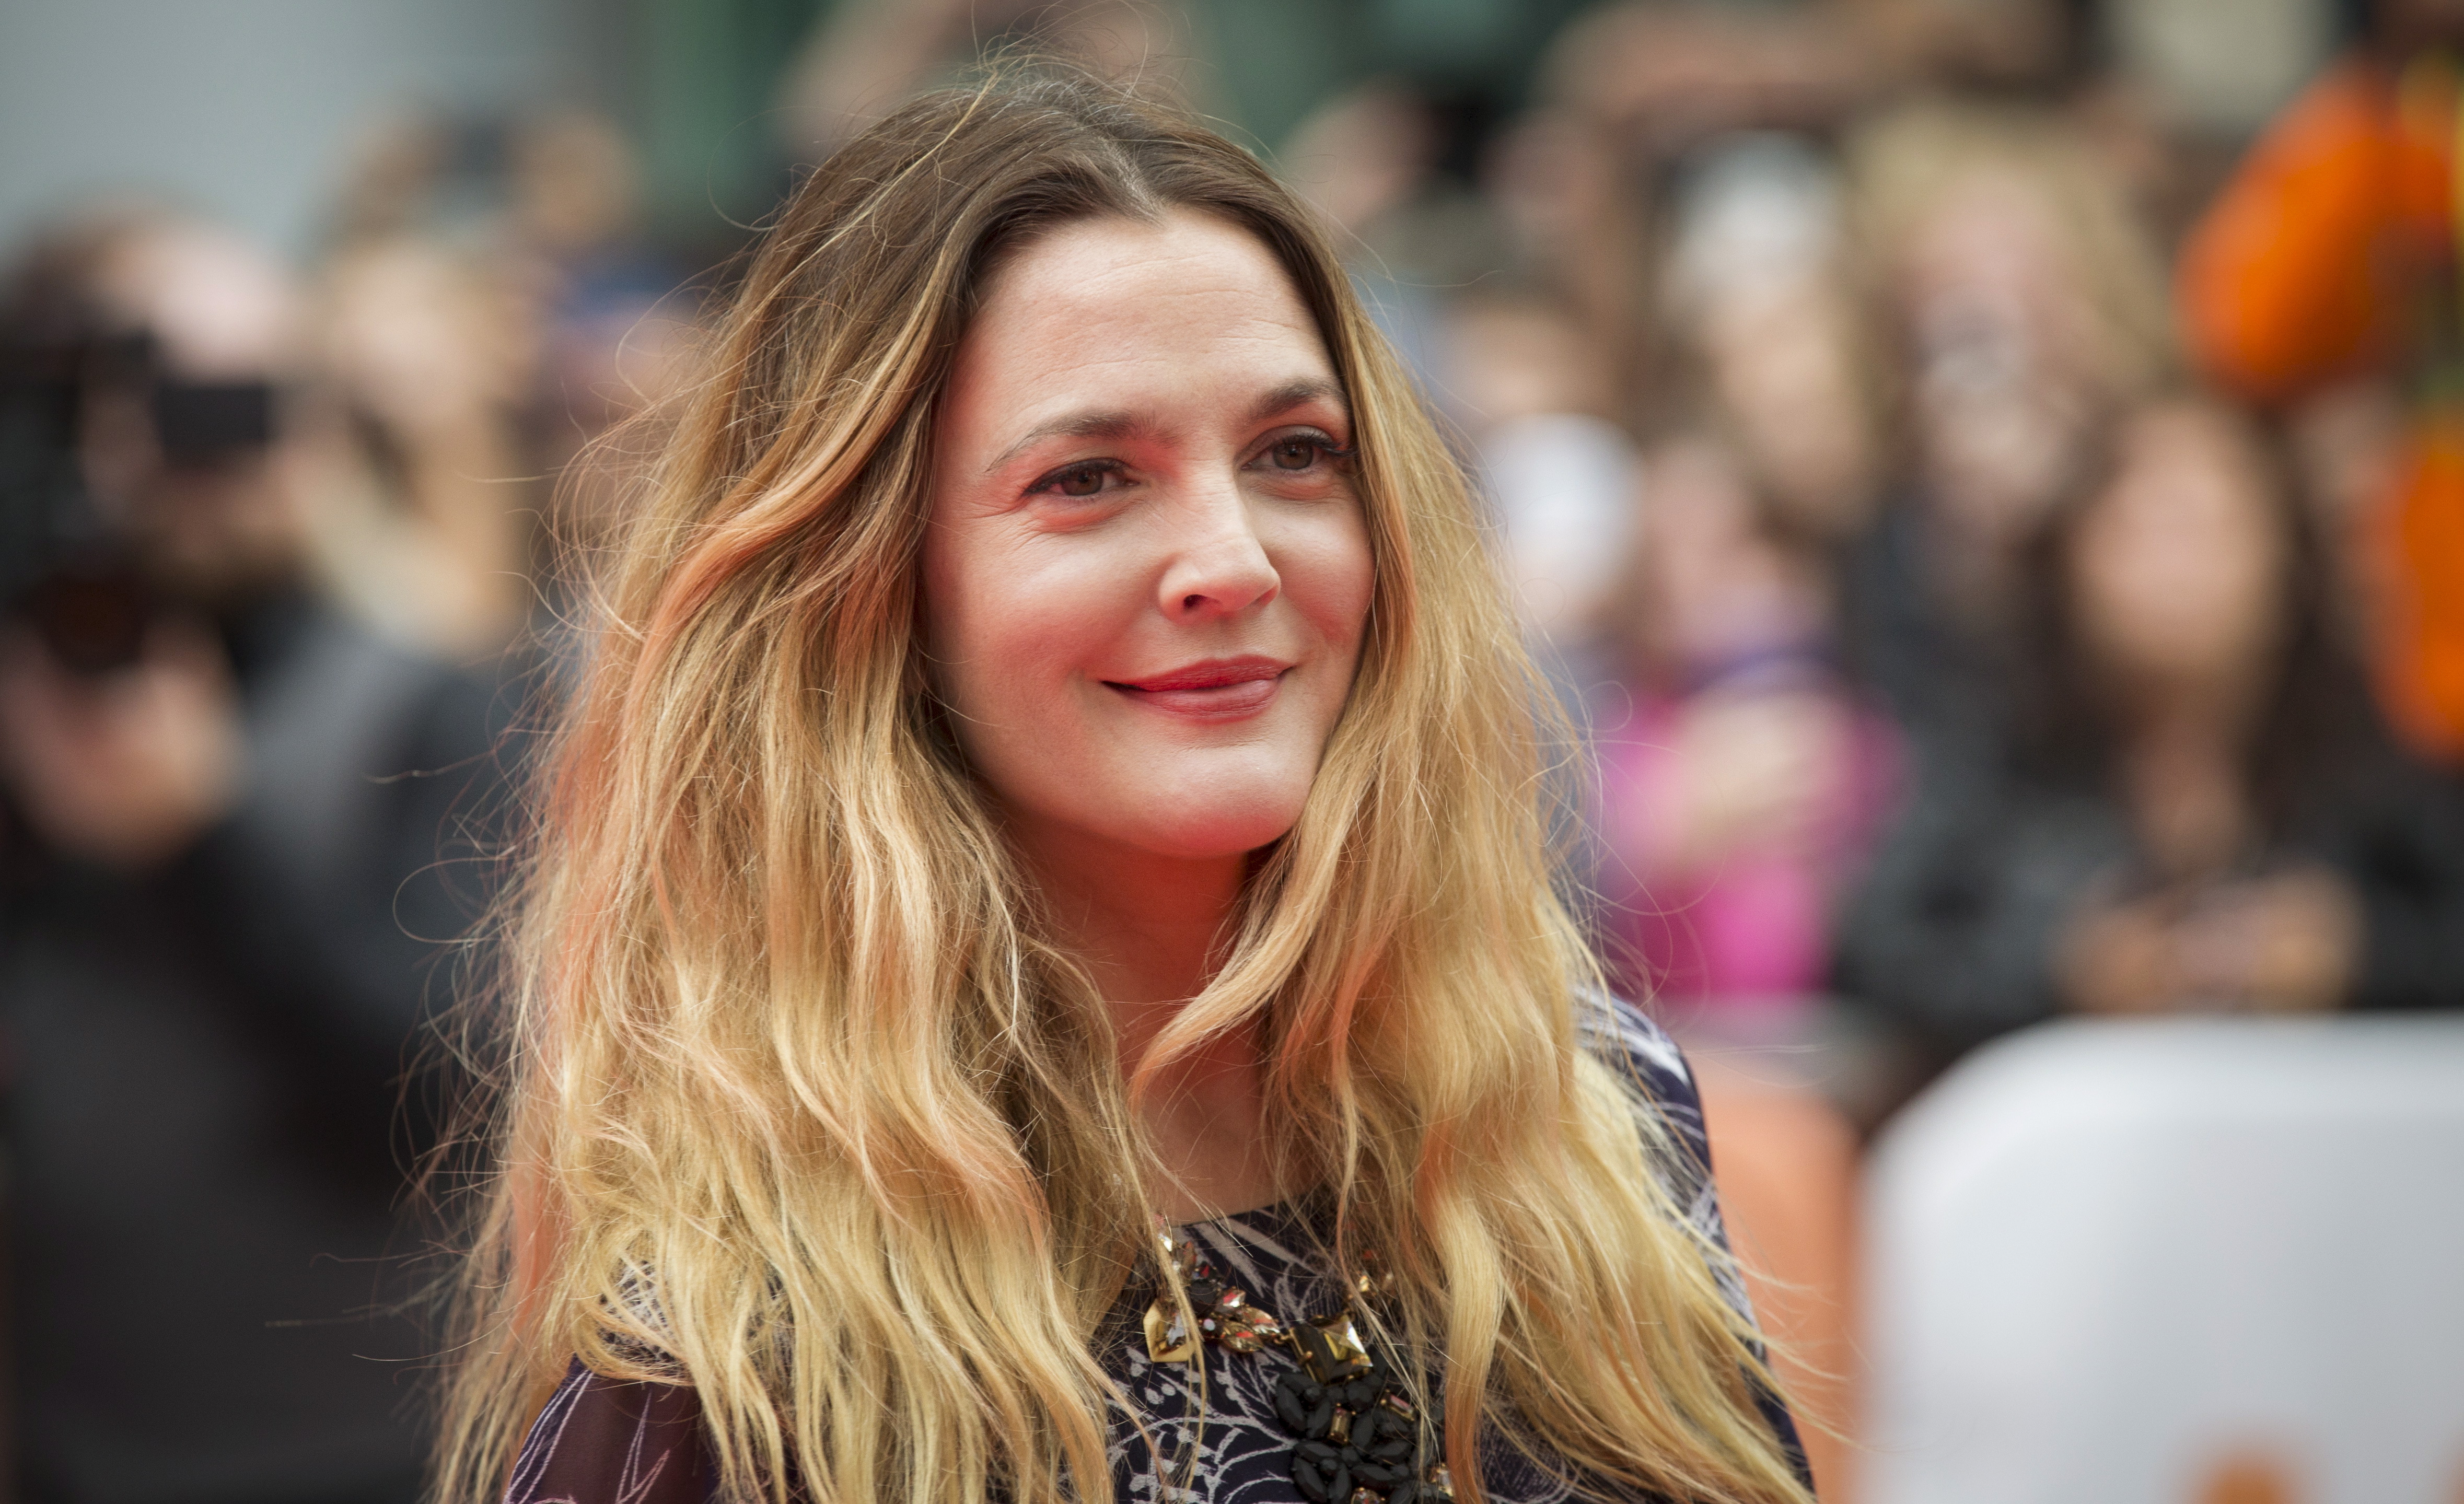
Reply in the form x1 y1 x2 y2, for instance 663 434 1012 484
944 212 1342 450
970 211 1320 346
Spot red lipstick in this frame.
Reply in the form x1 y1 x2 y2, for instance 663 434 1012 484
1105 656 1289 719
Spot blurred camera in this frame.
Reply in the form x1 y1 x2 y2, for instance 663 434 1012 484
1 327 277 673
152 376 276 466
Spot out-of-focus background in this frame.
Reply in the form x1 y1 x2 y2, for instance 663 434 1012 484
4 1 2463 1501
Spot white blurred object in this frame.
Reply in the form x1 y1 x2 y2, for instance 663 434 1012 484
1664 133 1841 322
2106 0 2334 136
1479 412 1638 646
1866 1018 2464 1504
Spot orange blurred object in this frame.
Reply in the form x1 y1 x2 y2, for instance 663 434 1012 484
2194 1449 2300 1504
2381 424 2464 762
2177 60 2453 402
1694 1058 1863 1503
2179 54 2464 765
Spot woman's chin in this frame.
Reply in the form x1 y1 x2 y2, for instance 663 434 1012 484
1107 794 1306 865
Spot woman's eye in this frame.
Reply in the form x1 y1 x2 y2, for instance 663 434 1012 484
1258 433 1347 474
1035 461 1122 498
1271 438 1319 470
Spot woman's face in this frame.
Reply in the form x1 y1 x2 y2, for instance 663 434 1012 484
1633 439 1820 673
2072 403 2286 690
1903 175 2095 542
923 210 1374 870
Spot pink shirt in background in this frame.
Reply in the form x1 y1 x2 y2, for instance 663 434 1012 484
1590 680 1901 1019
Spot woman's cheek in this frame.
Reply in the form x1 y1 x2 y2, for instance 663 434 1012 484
1007 537 1141 670
1282 509 1375 657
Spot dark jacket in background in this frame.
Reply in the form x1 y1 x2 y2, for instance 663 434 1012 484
1832 742 2464 1060
1837 500 2021 806
1 593 514 1504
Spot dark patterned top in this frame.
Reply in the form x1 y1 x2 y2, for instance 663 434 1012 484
503 1000 1804 1503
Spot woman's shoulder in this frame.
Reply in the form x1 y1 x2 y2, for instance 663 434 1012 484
505 1356 711 1504
1578 993 1703 1126
1576 993 1721 1227
1579 992 1689 1081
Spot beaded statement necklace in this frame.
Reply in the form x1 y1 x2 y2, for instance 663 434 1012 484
1141 1230 1457 1504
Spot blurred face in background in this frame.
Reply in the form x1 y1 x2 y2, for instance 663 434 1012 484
1442 296 1634 646
924 211 1374 872
510 109 641 257
1661 136 1876 542
1444 296 1613 427
1283 83 1439 243
82 223 308 604
2070 402 2287 696
1697 276 1878 541
1628 437 1824 676
1903 173 2097 549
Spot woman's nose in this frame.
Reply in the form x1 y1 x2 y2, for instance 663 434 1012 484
1156 485 1280 621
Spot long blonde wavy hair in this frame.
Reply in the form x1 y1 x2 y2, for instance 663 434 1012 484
434 66 1812 1504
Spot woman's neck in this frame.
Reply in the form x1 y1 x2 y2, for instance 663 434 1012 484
1008 819 1279 1222
1016 822 1245 1005
2114 671 2263 880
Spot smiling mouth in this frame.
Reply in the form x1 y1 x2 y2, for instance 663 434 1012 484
1103 658 1289 719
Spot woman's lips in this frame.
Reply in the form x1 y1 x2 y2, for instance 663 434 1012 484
1104 659 1289 719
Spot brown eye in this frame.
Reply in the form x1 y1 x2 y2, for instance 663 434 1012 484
1271 438 1318 471
1028 458 1127 500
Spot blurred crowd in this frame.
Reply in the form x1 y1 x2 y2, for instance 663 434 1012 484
6 0 2464 1498
0 106 691 1497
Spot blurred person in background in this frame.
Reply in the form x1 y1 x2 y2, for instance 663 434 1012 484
1424 287 1635 997
1593 435 1899 1036
1835 391 2464 1065
1477 108 1647 408
1657 132 1886 550
0 207 508 1502
2178 0 2464 770
1528 0 1883 430
312 108 691 665
315 221 534 659
1280 79 1473 393
500 110 699 583
1443 289 1637 667
778 0 1193 160
1585 436 1890 1504
1839 97 2176 783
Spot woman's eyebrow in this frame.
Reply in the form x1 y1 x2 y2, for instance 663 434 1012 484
982 409 1150 476
1250 377 1346 424
981 378 1346 477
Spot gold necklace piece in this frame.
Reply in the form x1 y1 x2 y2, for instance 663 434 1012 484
1141 1229 1456 1504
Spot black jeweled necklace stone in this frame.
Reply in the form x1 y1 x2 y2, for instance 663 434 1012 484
1142 1229 1456 1504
